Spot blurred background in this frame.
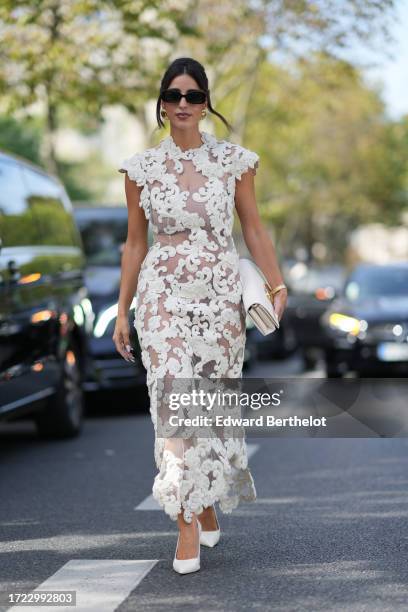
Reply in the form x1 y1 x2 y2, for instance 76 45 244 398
1 0 408 437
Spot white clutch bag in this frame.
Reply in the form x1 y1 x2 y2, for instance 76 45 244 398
238 257 280 336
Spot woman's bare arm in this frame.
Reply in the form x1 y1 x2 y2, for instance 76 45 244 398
113 173 149 360
235 169 288 320
117 174 149 316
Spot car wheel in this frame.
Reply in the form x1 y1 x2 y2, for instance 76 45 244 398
34 341 84 439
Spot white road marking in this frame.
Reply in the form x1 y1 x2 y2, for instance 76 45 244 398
135 495 160 511
135 443 260 511
7 559 158 612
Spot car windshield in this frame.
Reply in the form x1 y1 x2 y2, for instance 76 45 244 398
344 267 408 301
289 265 345 295
76 216 127 266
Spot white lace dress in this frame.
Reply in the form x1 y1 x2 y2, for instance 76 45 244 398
119 130 259 523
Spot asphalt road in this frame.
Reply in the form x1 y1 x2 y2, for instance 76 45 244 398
1 353 408 612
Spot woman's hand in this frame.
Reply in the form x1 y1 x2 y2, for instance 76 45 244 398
271 289 288 323
113 314 135 362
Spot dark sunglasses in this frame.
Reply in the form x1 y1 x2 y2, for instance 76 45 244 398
160 88 207 104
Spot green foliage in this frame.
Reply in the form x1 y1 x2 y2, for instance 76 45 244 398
0 0 405 260
0 0 199 195
0 1 198 119
0 115 42 164
56 159 96 202
0 113 96 199
229 52 408 260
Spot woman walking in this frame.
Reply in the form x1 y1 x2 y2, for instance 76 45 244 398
114 57 287 574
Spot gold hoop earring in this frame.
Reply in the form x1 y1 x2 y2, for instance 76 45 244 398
201 109 207 118
160 108 167 119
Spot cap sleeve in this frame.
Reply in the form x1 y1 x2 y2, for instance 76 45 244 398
118 152 150 220
118 152 146 187
232 144 259 181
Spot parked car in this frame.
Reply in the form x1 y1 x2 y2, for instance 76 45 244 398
321 262 408 377
73 205 149 392
0 151 92 437
286 262 346 368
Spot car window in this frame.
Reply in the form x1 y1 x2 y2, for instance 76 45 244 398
345 267 408 300
289 266 345 295
0 159 43 246
22 167 79 246
76 217 128 266
75 210 155 266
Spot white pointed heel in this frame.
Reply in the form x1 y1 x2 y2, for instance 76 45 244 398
173 518 201 574
198 505 220 548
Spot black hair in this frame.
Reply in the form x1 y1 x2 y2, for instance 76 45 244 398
155 57 233 132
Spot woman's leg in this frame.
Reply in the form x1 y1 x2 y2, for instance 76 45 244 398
197 505 218 530
175 511 200 560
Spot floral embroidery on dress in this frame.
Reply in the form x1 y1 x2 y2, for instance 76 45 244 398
118 130 259 523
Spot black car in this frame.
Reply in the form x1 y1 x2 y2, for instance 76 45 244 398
286 263 346 368
0 151 92 437
321 262 408 377
73 206 149 391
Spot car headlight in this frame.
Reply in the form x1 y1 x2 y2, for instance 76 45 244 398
328 313 364 336
93 297 137 338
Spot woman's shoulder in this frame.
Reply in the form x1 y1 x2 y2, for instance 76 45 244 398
117 139 161 170
214 136 260 179
118 133 259 181
117 150 147 185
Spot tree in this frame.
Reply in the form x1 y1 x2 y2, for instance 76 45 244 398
235 52 408 261
0 114 42 164
182 0 397 143
0 0 197 172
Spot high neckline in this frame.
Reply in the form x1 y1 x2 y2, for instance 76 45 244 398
162 130 213 159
